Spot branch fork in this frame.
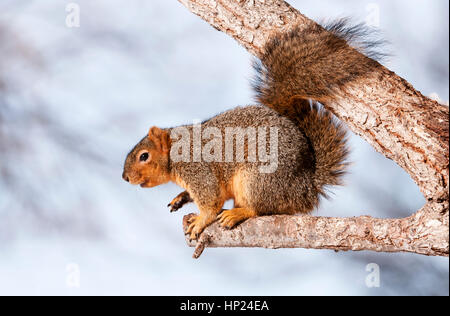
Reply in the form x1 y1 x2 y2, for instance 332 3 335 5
178 0 449 258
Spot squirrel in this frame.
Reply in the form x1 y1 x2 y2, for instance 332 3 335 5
122 19 383 240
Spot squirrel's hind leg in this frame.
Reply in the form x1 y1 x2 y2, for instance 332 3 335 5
218 208 257 229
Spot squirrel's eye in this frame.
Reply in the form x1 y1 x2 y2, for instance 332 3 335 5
139 152 149 162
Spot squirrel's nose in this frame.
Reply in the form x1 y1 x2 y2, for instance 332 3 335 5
122 172 129 182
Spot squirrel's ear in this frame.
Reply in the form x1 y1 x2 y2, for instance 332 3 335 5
148 126 171 154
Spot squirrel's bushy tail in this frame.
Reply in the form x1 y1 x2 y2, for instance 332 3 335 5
253 19 384 194
293 99 349 195
252 19 386 109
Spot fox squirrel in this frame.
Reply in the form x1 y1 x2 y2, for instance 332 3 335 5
123 20 382 240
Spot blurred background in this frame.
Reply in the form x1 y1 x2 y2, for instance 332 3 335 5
0 0 448 296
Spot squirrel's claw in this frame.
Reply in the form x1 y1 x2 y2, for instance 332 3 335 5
218 211 236 229
186 215 207 241
168 191 193 213
168 202 180 213
218 208 255 229
167 201 181 213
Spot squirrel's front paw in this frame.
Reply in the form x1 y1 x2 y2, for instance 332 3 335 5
186 215 209 241
168 191 193 213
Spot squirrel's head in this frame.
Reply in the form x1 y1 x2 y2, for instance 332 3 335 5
122 126 172 188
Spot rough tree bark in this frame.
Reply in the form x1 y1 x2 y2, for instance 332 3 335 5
177 0 449 258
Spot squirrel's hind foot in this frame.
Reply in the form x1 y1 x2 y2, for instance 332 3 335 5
218 208 257 229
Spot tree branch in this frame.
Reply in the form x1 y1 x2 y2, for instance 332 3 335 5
184 202 448 258
178 0 449 258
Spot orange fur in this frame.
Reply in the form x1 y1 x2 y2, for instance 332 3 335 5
218 208 257 229
123 126 172 188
